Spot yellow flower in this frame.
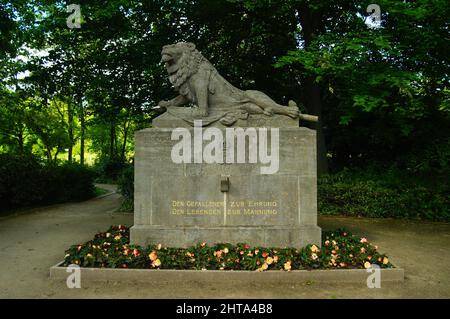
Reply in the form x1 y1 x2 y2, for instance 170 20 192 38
284 261 292 271
310 245 320 253
223 247 229 254
364 261 372 269
114 235 122 241
261 263 268 270
157 243 162 250
266 257 274 265
152 259 161 267
324 240 330 246
311 253 318 260
383 257 389 265
149 251 158 261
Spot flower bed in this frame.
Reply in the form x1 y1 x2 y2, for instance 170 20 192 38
62 225 392 271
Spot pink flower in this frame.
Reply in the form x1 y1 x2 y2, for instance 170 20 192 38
360 238 368 244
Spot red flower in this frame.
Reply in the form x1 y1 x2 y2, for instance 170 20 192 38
262 252 269 258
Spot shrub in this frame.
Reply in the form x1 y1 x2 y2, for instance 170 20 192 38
318 167 450 221
93 156 127 183
53 162 96 201
0 154 95 213
0 154 46 210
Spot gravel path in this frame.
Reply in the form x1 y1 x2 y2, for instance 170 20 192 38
0 186 449 298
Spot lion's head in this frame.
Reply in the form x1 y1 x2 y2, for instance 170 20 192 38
160 42 208 93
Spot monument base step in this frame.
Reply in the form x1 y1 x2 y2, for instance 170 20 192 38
50 261 405 283
130 225 321 248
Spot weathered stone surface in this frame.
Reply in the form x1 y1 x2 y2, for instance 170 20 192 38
50 262 405 283
152 111 300 128
131 123 321 248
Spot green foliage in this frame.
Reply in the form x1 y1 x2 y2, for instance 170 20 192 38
63 225 392 270
93 156 127 183
0 154 95 213
318 168 450 221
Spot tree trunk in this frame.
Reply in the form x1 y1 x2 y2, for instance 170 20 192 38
121 120 129 161
79 97 85 165
67 100 74 162
110 121 116 159
54 147 60 162
304 76 328 175
296 5 329 175
17 128 24 154
46 147 52 163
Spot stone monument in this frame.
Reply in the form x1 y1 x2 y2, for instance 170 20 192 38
130 42 321 248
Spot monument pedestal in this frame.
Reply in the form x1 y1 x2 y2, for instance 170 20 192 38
130 114 321 248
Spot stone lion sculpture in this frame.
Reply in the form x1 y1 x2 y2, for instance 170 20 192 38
158 42 309 126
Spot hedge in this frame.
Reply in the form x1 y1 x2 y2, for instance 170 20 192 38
0 154 95 213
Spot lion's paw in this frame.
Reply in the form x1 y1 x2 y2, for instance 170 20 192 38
286 107 299 119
